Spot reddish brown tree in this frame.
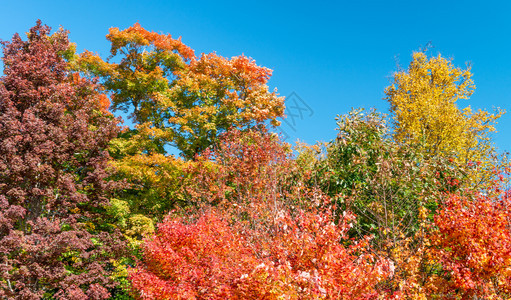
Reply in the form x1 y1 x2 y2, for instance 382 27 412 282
0 21 124 299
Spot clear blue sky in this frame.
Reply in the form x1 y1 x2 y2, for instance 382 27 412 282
2 0 510 152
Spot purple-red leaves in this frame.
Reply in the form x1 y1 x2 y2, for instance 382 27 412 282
0 21 125 299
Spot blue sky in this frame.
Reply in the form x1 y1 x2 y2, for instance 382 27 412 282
2 0 510 152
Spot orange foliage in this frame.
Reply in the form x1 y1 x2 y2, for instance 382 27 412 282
129 129 392 299
430 181 511 298
130 208 392 299
107 22 195 60
98 93 111 114
77 23 284 158
129 212 256 299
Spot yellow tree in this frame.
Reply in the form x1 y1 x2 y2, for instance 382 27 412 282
385 51 505 186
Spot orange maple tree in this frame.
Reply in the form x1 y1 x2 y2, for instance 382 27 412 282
77 23 284 159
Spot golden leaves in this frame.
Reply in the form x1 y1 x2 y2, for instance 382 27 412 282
385 51 505 188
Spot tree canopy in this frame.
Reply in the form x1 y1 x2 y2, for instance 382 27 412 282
77 23 284 159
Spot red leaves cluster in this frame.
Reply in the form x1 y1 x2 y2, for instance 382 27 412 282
131 209 391 299
432 184 511 297
130 212 257 299
130 129 392 299
183 129 291 207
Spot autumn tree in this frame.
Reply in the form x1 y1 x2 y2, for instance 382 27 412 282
182 128 295 209
77 23 284 159
0 21 125 299
385 51 506 186
75 24 285 242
